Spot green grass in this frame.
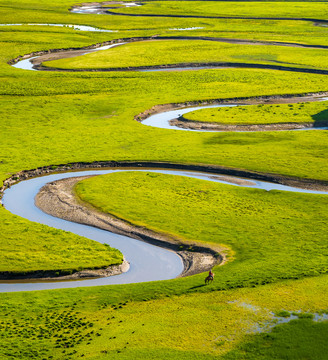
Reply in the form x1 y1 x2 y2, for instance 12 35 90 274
222 318 328 359
111 1 328 20
0 210 123 274
1 70 328 180
1 67 327 273
75 172 328 285
0 0 327 358
183 100 328 125
2 0 328 47
1 59 328 273
0 273 327 359
43 39 328 70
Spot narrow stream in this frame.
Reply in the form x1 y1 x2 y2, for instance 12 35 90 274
71 2 142 14
1 168 326 292
0 23 117 32
142 104 239 131
140 100 328 131
12 43 125 71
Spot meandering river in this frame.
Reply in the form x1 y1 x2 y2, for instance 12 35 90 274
1 166 327 292
2 2 328 292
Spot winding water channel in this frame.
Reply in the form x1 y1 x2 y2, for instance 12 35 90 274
0 23 117 32
11 37 328 74
140 100 328 131
1 166 327 293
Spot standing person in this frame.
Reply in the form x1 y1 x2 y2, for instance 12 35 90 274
209 269 214 279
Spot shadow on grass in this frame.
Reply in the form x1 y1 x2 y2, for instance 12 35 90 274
222 318 328 360
203 109 328 146
189 284 207 290
203 132 290 146
312 108 328 128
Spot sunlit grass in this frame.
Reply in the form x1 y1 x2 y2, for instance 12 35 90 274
0 210 123 274
76 172 328 286
183 100 328 125
112 0 328 21
0 273 327 359
44 39 328 70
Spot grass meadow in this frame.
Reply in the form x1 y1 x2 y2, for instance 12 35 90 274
0 209 123 274
0 0 327 358
111 0 328 20
0 274 327 359
76 172 328 287
183 100 328 125
43 39 328 70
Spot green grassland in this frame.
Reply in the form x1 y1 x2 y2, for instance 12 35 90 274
1 1 328 47
0 273 327 359
0 0 327 358
111 1 328 20
43 39 328 70
0 210 123 274
0 2 327 273
183 101 328 124
1 68 328 179
2 0 328 47
75 172 328 285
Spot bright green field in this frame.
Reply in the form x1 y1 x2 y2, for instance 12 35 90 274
2 5 328 47
183 100 328 124
76 172 328 285
1 71 328 179
111 1 328 20
0 0 327 359
0 210 122 274
44 39 328 70
0 274 327 359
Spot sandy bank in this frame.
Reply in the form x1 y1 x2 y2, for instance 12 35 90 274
171 117 325 131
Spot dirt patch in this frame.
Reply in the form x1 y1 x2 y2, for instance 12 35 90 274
34 60 328 75
35 176 224 278
171 116 323 132
207 175 256 186
30 49 93 66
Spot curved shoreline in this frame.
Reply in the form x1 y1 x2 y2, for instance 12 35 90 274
35 176 223 279
2 92 328 199
35 61 328 76
9 35 328 71
0 259 130 282
3 10 328 283
107 12 328 25
135 92 328 118
1 160 327 285
172 116 328 131
1 170 185 289
2 159 328 199
136 91 328 131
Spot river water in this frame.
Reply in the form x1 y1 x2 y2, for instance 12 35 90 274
1 168 326 292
